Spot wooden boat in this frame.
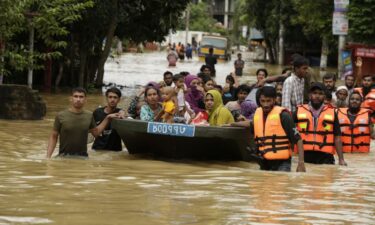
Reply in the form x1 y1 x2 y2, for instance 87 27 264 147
112 119 253 161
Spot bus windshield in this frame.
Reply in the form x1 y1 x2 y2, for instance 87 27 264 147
201 37 227 48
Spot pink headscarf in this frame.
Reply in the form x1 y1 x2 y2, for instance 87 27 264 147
184 74 198 89
184 74 204 113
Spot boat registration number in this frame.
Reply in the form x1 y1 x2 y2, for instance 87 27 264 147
147 122 195 137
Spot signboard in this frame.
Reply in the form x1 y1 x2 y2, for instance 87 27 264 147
355 48 375 58
332 12 348 35
341 50 353 78
147 122 195 137
334 0 349 12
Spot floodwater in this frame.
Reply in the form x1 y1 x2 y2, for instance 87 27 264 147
0 52 375 224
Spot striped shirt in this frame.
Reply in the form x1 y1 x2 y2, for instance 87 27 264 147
282 73 304 113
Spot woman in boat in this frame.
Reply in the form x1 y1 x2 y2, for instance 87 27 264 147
225 84 251 121
205 89 234 126
240 100 257 121
200 74 215 93
184 74 205 114
128 82 160 119
140 86 163 122
222 73 239 104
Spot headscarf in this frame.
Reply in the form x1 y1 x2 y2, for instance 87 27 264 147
145 81 160 90
185 74 204 113
185 74 198 89
240 100 257 121
206 90 234 126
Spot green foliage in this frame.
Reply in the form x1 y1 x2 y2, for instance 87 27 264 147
291 0 333 40
348 0 375 44
0 0 92 78
177 2 226 34
189 2 217 31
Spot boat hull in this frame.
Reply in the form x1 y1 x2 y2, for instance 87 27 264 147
112 119 253 161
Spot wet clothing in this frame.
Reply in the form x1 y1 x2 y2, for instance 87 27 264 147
240 100 257 121
222 86 237 105
294 104 341 164
185 75 205 114
251 111 301 145
304 152 335 164
337 108 371 153
206 90 234 126
260 158 291 172
225 101 241 120
185 46 193 59
162 100 175 114
251 107 300 172
234 59 245 76
92 107 122 151
140 104 162 122
246 86 259 106
54 109 96 156
205 54 217 76
127 96 140 119
282 73 304 114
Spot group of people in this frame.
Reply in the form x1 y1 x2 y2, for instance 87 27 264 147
166 42 194 66
47 53 375 175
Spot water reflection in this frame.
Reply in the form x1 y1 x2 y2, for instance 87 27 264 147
0 52 374 224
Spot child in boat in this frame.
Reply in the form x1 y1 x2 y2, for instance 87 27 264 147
173 74 195 123
173 74 187 116
157 86 176 123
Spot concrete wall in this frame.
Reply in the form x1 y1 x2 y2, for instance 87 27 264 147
0 85 46 120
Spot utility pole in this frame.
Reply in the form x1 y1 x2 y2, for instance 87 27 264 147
333 0 349 79
27 19 34 89
24 11 40 89
338 35 346 78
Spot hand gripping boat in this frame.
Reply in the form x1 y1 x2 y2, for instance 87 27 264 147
112 119 253 161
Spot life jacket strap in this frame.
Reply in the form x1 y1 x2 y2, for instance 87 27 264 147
259 146 290 155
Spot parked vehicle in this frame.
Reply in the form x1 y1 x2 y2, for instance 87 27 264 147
198 35 231 61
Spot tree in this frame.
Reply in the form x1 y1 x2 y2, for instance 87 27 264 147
0 0 28 82
177 2 226 35
0 0 92 86
347 0 375 45
245 0 283 64
291 0 333 70
68 0 190 88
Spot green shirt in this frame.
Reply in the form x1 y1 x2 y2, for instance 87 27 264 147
54 109 96 156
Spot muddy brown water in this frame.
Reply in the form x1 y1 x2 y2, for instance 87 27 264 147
0 52 373 224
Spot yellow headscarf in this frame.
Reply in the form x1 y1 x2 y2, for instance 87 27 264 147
206 90 234 126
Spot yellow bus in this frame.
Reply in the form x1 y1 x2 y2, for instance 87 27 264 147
198 35 231 61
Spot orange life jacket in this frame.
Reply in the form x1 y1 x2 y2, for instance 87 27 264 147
354 87 375 111
253 106 292 160
295 104 336 155
337 108 371 153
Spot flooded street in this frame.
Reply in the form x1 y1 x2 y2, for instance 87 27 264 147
0 52 375 224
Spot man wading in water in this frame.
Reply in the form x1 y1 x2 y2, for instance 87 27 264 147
231 86 306 172
47 87 121 158
92 87 123 151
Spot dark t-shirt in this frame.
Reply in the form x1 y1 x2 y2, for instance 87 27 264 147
234 59 245 76
205 54 217 71
54 109 96 156
92 107 122 151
